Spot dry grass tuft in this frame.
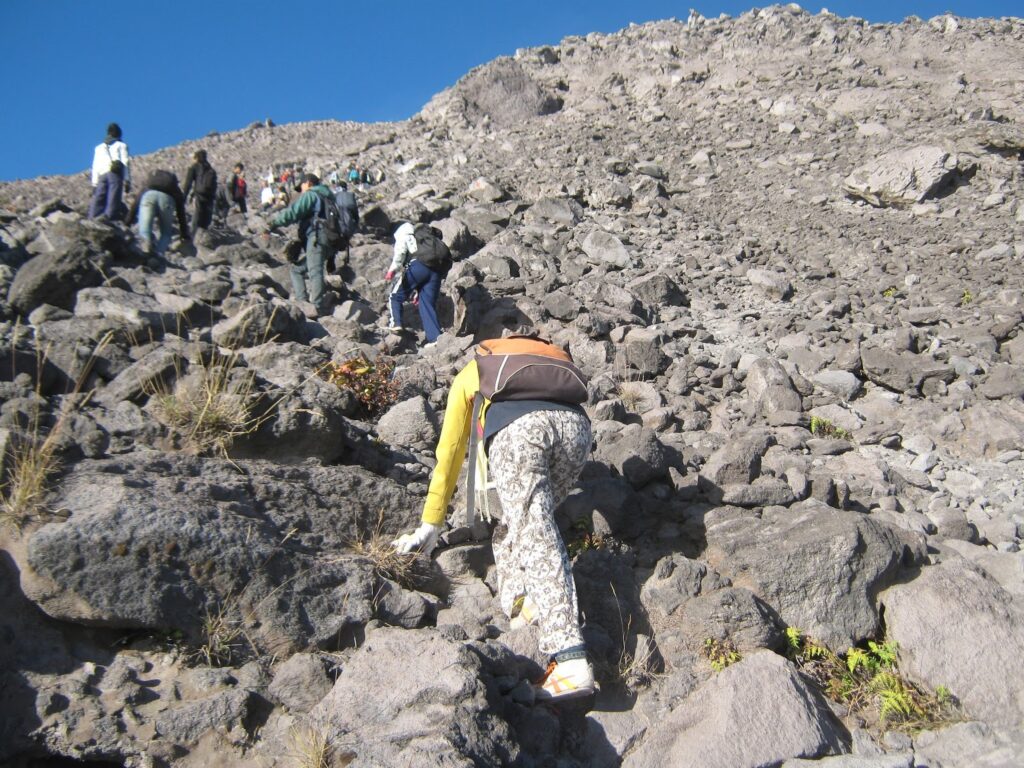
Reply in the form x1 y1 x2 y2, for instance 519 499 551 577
597 583 663 693
341 510 428 590
150 352 265 456
288 721 356 768
193 601 247 667
618 632 661 689
1 330 111 529
0 434 61 529
289 723 332 768
617 380 646 413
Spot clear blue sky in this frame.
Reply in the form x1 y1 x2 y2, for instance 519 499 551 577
1 1 1019 181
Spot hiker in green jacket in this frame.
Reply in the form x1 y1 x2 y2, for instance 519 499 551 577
267 173 333 315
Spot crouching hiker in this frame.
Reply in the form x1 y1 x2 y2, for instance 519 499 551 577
125 170 190 261
392 332 595 701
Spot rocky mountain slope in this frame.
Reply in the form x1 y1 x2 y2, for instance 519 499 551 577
1 5 1023 767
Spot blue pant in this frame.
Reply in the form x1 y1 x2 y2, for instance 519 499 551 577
138 190 176 255
389 259 444 343
88 172 123 219
291 240 328 312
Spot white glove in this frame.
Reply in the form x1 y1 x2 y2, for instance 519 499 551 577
391 522 442 555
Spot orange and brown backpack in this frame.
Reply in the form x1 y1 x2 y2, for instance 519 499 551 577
474 334 588 404
465 334 589 523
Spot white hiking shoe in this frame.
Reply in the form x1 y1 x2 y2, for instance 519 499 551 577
534 658 595 702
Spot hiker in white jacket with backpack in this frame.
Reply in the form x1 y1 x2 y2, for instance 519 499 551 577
89 122 130 220
385 221 452 346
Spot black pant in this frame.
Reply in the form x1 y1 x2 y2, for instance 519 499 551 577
235 197 247 214
194 197 214 229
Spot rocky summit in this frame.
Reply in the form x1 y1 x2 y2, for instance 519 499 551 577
1 5 1023 767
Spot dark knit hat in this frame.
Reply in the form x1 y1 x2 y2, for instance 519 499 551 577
295 172 319 192
106 122 122 140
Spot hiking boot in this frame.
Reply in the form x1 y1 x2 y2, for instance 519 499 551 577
534 658 595 702
509 595 538 629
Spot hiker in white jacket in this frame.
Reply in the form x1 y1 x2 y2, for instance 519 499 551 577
89 122 131 219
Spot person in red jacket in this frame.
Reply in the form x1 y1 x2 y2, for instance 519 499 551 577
226 162 247 214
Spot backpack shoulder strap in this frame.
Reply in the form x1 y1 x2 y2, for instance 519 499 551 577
464 391 486 526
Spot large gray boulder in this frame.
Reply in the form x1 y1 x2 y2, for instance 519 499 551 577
376 395 440 451
624 651 847 768
581 230 632 269
879 557 1024 728
307 628 518 766
92 347 183 407
747 268 793 300
593 424 674 488
211 300 308 348
701 431 772 488
704 501 926 648
20 455 422 652
435 57 563 128
8 241 112 314
74 286 182 337
267 652 334 713
746 358 803 416
913 721 1024 768
842 146 964 207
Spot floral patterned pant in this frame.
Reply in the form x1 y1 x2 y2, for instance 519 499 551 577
488 409 592 655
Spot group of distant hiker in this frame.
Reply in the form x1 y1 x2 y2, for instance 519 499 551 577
86 123 595 702
88 124 241 257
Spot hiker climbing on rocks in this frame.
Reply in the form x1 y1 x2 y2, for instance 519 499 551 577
182 149 217 231
385 221 451 346
265 172 338 317
259 178 275 210
325 180 359 273
226 162 248 214
89 122 131 220
393 330 595 702
124 169 190 261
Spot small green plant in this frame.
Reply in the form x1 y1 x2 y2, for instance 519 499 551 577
785 628 960 732
882 286 898 299
703 637 742 672
323 355 399 418
810 416 852 441
566 519 610 558
959 288 973 306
